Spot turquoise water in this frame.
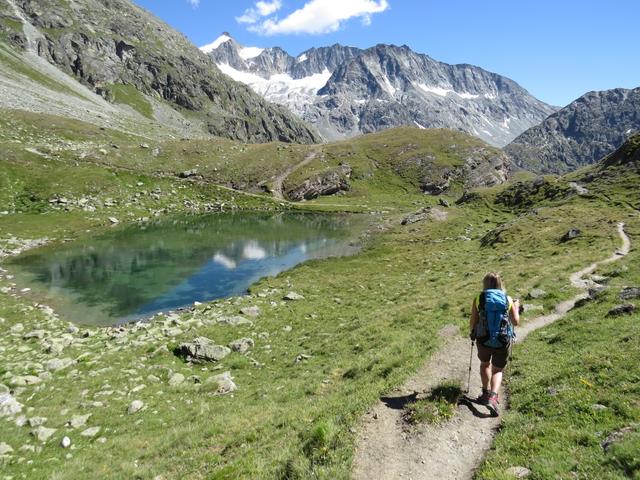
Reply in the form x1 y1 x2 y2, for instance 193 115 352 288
9 212 366 326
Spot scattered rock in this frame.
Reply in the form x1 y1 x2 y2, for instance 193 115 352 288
619 287 640 300
601 425 637 452
28 417 47 427
527 288 547 300
401 207 448 225
68 414 91 429
506 466 531 478
176 337 231 362
438 198 450 208
592 404 608 411
178 169 198 178
80 426 101 437
9 375 41 386
229 338 254 354
61 436 71 448
0 442 13 455
0 393 22 417
45 357 74 371
284 292 304 301
108 217 119 224
606 304 635 317
23 330 46 340
240 306 260 317
128 400 144 414
560 228 581 242
168 373 185 386
206 371 236 395
217 315 253 327
31 426 56 442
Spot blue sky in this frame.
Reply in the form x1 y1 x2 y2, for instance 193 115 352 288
132 0 640 107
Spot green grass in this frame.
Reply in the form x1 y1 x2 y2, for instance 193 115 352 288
404 381 463 424
106 84 154 119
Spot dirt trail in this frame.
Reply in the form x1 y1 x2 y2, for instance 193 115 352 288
272 150 319 200
352 223 630 480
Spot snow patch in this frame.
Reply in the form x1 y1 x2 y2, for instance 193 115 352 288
382 76 396 96
416 83 481 100
297 54 308 63
239 46 265 60
414 121 426 130
200 34 232 53
217 63 331 115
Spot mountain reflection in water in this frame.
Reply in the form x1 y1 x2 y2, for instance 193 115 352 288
9 212 366 326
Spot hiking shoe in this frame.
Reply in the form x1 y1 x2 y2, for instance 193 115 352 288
487 392 500 417
476 389 490 405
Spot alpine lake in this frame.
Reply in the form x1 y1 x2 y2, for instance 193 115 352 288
7 212 371 326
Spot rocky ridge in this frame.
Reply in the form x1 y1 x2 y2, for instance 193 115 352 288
505 87 640 173
0 0 320 144
204 34 556 147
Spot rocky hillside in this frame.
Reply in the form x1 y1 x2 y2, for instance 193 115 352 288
0 0 320 144
505 87 640 173
204 34 556 147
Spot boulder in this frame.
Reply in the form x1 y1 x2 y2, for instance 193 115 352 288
284 292 304 301
176 337 231 362
229 338 254 354
401 207 447 225
32 426 56 442
527 288 547 300
606 304 636 317
619 287 640 300
168 373 185 386
286 165 352 201
61 436 71 448
80 426 101 437
45 358 74 371
206 371 236 395
601 425 636 452
23 330 46 340
0 393 22 417
217 316 253 327
560 228 581 242
0 442 13 455
127 400 144 414
240 306 260 317
506 466 531 478
178 169 198 178
68 414 92 429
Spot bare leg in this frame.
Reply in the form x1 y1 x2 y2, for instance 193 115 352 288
480 361 491 390
490 367 503 393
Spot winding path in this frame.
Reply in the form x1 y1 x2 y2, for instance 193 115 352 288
272 150 319 201
352 223 630 480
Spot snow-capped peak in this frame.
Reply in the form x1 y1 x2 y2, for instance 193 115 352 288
239 46 265 60
200 33 232 54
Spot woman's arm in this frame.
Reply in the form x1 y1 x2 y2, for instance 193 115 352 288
510 298 521 326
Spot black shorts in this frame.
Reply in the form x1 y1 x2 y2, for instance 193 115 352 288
477 343 509 369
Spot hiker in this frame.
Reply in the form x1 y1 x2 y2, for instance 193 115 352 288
469 272 520 416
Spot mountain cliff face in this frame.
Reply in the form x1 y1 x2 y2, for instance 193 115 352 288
505 87 640 173
205 35 556 147
0 0 320 143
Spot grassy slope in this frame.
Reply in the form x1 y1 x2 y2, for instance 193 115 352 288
0 115 638 479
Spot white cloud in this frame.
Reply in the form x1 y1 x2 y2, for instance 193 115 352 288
237 0 283 25
249 0 389 35
187 0 200 8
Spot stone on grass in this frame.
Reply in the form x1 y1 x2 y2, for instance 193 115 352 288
229 338 254 354
0 442 13 455
284 291 304 301
45 357 74 371
168 373 185 386
217 315 253 327
606 304 636 317
619 287 640 300
23 330 45 340
80 426 101 438
128 400 144 414
9 375 41 386
32 426 56 442
176 337 231 362
68 414 92 429
506 466 531 478
240 306 260 317
601 425 636 452
0 393 22 418
560 229 581 242
527 288 547 300
206 372 236 395
61 436 71 448
28 417 47 427
108 217 119 224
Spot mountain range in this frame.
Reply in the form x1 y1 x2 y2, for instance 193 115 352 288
0 0 319 144
505 87 640 173
203 33 557 147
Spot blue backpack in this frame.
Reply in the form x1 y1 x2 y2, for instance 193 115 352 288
474 289 515 348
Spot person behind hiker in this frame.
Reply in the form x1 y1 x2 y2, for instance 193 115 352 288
469 272 520 415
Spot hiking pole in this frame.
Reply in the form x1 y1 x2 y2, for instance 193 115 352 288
466 340 475 394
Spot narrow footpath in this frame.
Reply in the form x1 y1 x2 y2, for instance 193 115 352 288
352 223 631 480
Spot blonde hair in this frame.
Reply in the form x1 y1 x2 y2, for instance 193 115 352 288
483 272 503 290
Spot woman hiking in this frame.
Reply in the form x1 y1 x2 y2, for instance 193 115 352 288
469 272 520 416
